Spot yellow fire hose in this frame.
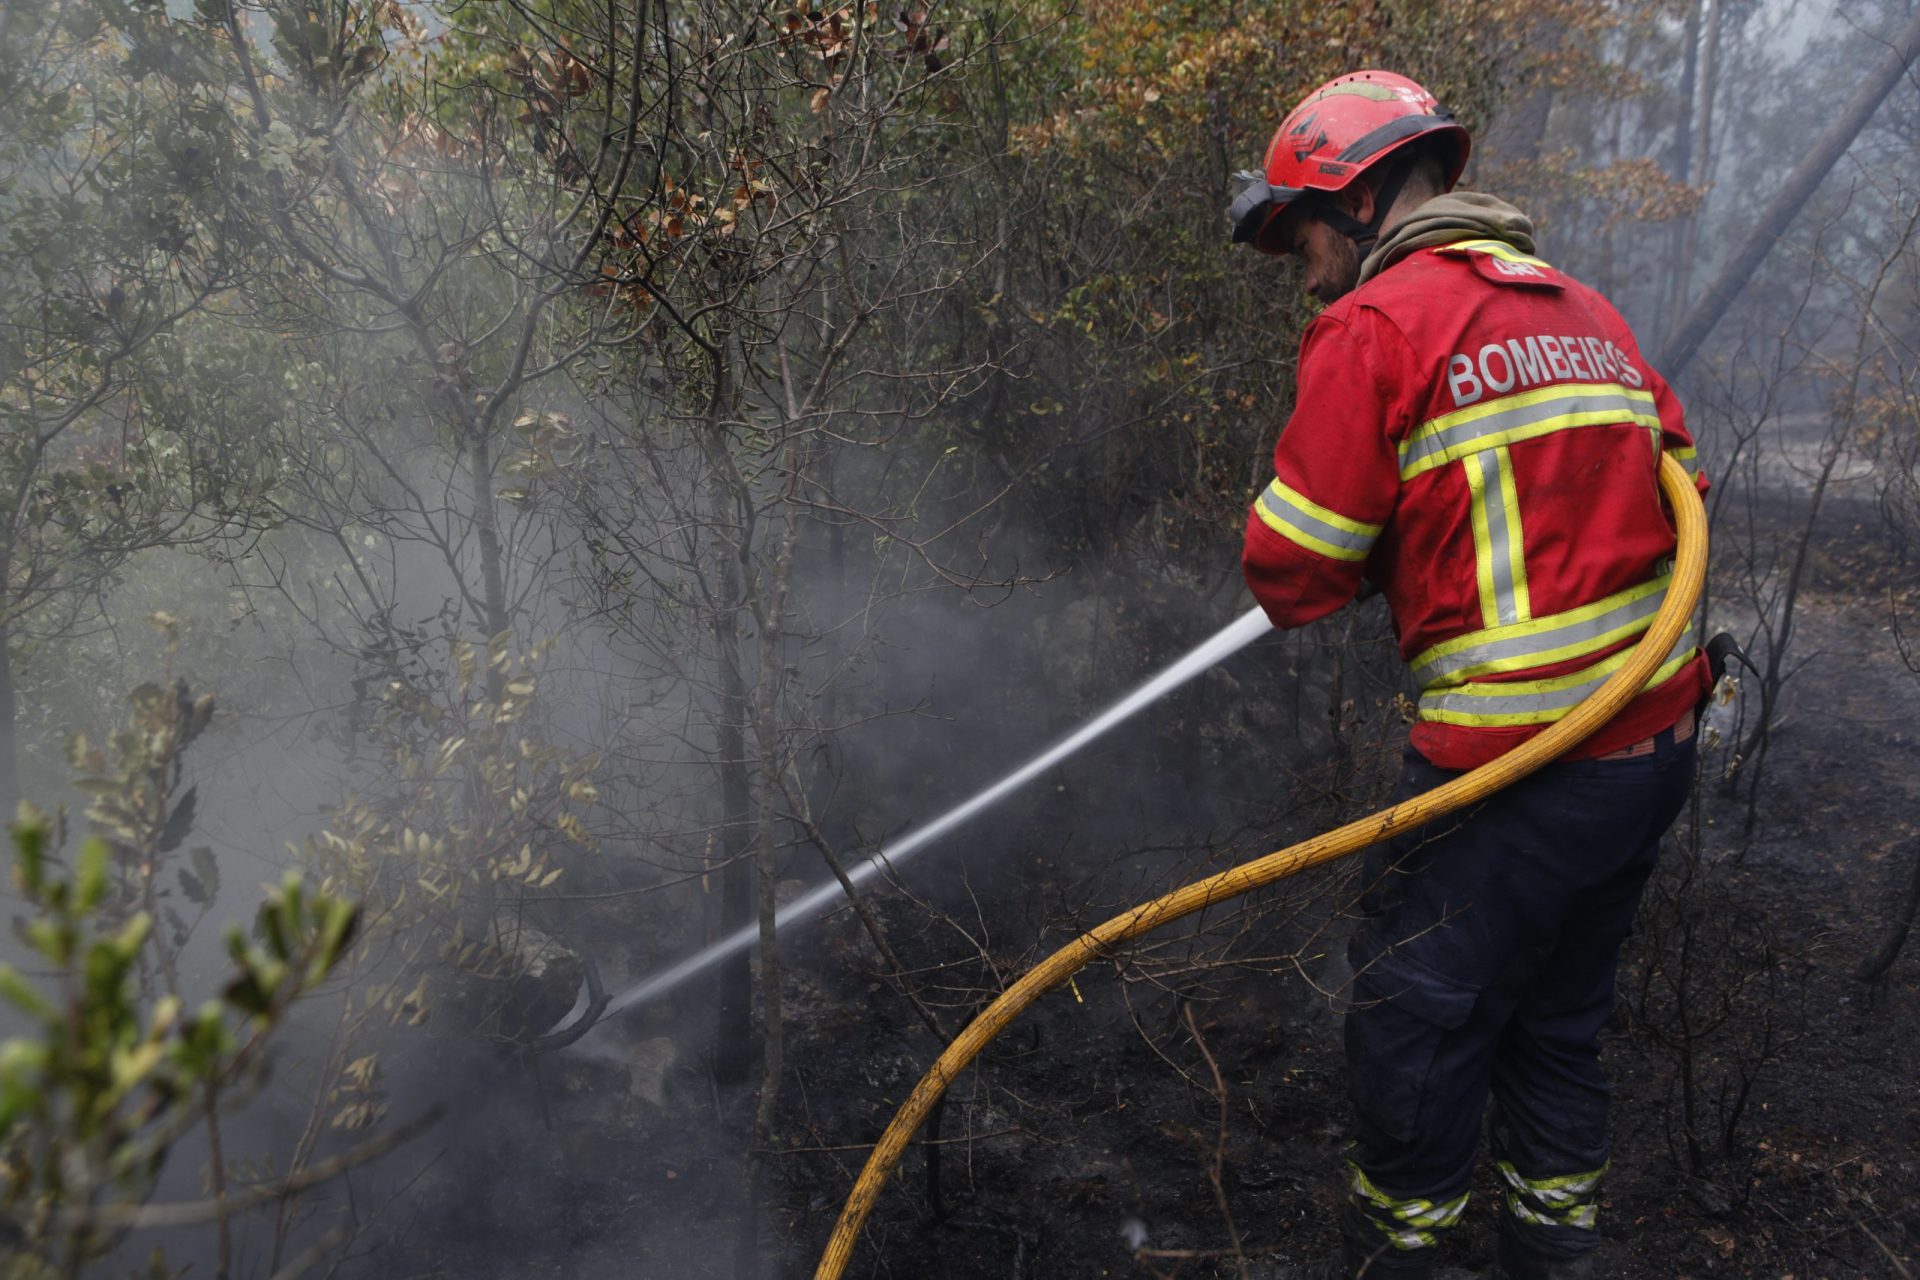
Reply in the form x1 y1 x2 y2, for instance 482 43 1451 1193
814 454 1707 1280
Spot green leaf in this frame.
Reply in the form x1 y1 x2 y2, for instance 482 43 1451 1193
118 911 153 957
223 971 270 1018
84 938 133 1010
13 812 46 897
76 837 109 912
307 899 360 985
172 1000 232 1074
0 1038 50 1134
0 967 52 1021
259 894 291 960
26 918 73 968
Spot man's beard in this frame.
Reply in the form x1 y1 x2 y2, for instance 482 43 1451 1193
1311 234 1363 305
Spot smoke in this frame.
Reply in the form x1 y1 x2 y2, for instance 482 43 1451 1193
581 605 1273 1022
4 2 1915 1278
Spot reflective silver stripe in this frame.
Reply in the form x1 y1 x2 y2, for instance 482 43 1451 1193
1400 1192 1469 1229
1498 1162 1605 1231
1506 1196 1598 1231
1411 576 1670 689
1497 1160 1607 1199
1349 1163 1467 1250
1467 447 1528 627
1417 632 1695 724
1671 445 1700 476
1399 384 1660 480
1382 1226 1439 1250
1254 479 1380 562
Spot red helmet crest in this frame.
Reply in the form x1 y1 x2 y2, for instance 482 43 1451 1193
1230 70 1470 256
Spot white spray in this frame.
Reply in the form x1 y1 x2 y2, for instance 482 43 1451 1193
580 605 1274 1027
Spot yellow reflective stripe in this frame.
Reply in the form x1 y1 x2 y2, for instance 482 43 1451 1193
1433 238 1552 269
1399 382 1661 481
1399 1192 1468 1229
1384 1226 1440 1250
1497 1161 1606 1231
1506 1197 1597 1230
1465 452 1500 629
1464 447 1530 629
1417 638 1696 727
1670 444 1699 476
1410 574 1670 688
1497 1160 1608 1196
1254 477 1382 563
1491 446 1530 622
1347 1163 1468 1245
1349 1162 1402 1210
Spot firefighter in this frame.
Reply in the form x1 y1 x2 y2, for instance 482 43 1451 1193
1229 72 1710 1279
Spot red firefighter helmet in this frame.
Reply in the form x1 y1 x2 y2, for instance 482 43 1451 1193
1230 70 1470 256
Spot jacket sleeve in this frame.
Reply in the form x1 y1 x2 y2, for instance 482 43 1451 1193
1241 312 1403 630
1648 364 1707 496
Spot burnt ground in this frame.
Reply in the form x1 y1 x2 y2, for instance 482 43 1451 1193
741 470 1912 1280
753 478 1920 1278
335 459 1920 1280
757 598 1920 1280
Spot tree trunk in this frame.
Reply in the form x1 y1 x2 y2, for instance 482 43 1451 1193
467 425 513 647
1663 0 1721 340
1658 0 1703 349
1658 4 1920 377
1692 0 1721 194
751 512 795 1138
0 610 17 821
710 545 756 1089
701 335 757 1089
1670 0 1701 185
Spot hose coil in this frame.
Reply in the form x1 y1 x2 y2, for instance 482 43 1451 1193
815 454 1708 1279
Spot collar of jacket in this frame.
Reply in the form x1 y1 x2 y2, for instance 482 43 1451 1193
1356 192 1538 287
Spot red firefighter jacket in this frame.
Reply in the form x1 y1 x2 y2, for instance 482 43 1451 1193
1241 238 1711 770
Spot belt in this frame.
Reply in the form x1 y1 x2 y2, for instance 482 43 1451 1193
1594 710 1695 761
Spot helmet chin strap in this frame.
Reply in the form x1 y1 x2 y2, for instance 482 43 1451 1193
1311 153 1418 252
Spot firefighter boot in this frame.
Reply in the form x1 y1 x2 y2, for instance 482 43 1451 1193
1489 1156 1604 1279
1490 1224 1595 1280
1337 1165 1470 1278
1245 1262 1347 1280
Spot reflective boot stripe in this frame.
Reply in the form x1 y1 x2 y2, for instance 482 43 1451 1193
1498 1160 1606 1232
1348 1162 1468 1251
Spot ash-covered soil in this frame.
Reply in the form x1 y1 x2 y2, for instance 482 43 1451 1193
744 488 1920 1278
344 458 1920 1280
755 579 1920 1280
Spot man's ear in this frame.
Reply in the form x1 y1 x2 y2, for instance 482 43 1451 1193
1342 181 1376 228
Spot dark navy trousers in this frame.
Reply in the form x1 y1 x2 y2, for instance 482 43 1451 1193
1338 728 1695 1275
